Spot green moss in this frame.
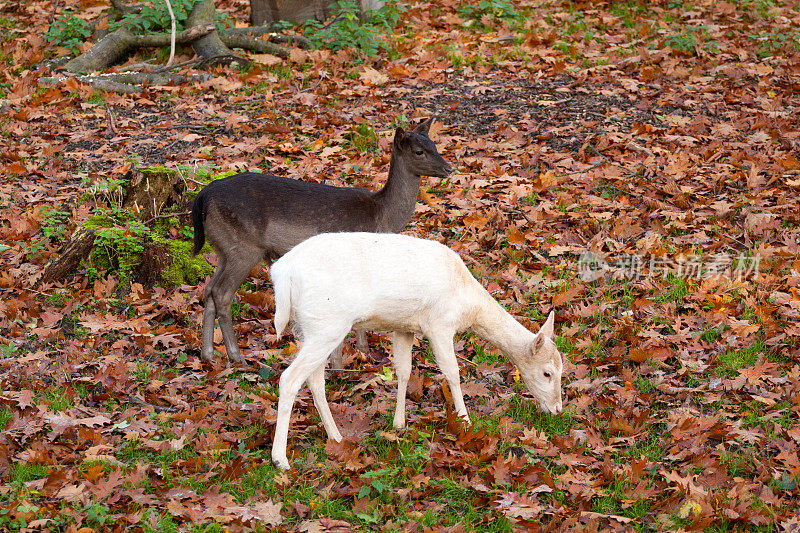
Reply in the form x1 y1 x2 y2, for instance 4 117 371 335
140 164 176 177
189 167 238 185
84 214 115 229
156 237 213 286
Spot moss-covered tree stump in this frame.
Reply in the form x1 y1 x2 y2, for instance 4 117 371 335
38 165 212 288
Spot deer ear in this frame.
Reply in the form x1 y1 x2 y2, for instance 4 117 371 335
412 116 434 136
393 127 409 150
540 311 555 339
532 333 545 352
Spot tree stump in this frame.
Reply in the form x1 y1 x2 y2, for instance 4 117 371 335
37 166 189 286
121 167 184 221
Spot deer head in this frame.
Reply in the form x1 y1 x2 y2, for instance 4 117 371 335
392 117 453 178
517 311 563 414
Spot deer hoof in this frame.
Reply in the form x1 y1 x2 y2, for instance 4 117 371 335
273 455 290 470
227 352 245 364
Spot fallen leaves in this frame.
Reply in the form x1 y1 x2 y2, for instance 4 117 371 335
0 0 798 530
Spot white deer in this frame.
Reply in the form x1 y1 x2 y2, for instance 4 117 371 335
269 232 563 469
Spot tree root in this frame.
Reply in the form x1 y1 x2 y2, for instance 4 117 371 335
61 25 217 74
52 0 301 85
222 26 311 49
219 33 290 58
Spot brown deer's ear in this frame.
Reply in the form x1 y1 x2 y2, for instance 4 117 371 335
412 116 434 136
393 127 409 150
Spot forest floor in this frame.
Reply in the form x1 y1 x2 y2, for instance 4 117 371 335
0 0 799 531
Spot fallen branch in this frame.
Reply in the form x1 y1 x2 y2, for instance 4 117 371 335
39 71 213 93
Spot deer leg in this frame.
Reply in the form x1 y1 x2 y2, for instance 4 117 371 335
307 362 342 441
392 332 414 429
355 329 369 352
272 334 346 469
200 256 226 362
210 249 262 364
426 330 469 423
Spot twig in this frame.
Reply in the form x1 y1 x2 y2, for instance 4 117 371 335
143 210 190 225
49 0 61 25
119 59 158 72
105 103 117 135
296 78 323 94
127 394 180 413
553 160 607 177
456 354 477 367
163 0 176 67
24 287 58 298
151 57 204 73
176 169 207 187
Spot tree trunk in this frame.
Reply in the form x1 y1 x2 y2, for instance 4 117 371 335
250 0 332 26
186 0 245 68
249 0 385 26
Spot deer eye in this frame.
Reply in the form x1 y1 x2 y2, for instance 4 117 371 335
543 371 551 379
414 149 423 156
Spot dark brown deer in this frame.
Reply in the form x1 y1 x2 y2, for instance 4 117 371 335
191 117 452 366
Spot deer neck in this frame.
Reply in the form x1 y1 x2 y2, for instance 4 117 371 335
470 292 535 365
373 150 421 232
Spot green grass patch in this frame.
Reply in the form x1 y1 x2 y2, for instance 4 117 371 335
714 339 765 376
38 387 74 412
503 396 575 438
425 478 512 531
592 477 652 520
654 275 688 303
347 122 379 152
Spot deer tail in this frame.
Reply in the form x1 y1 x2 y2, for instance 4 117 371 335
272 267 292 339
191 191 206 255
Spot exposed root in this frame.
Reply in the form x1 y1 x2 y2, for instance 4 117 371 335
50 0 297 84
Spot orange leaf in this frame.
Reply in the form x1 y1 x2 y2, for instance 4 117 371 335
552 284 583 306
626 348 651 363
506 227 526 247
